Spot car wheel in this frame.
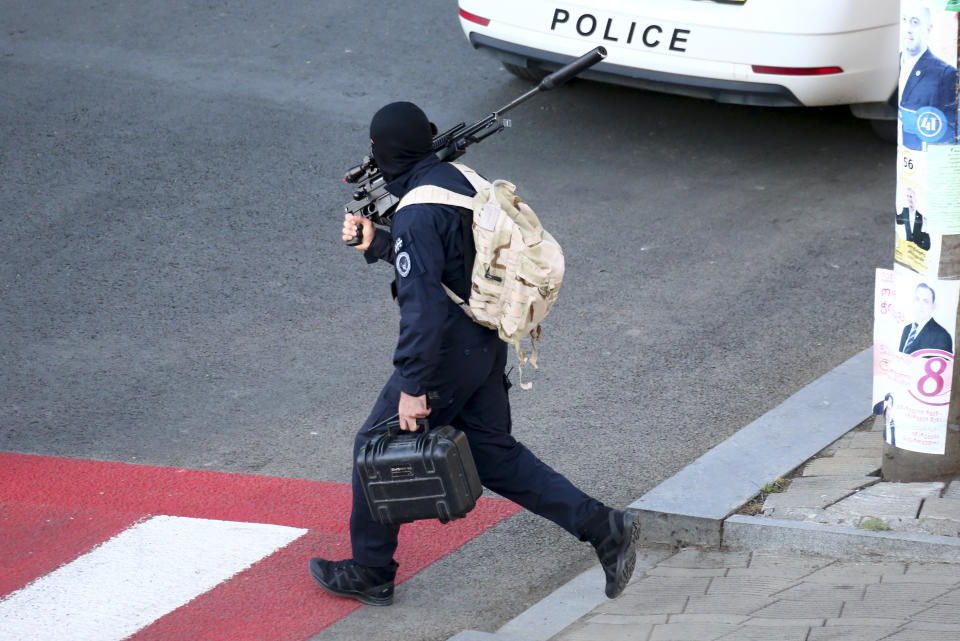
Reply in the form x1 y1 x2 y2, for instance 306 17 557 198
502 62 549 82
869 118 897 144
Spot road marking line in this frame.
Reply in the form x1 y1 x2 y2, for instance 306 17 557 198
0 452 523 639
0 515 307 641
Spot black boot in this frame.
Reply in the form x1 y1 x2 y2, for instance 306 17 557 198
308 557 398 606
581 508 640 598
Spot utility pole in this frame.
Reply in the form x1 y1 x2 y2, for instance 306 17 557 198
881 1 960 482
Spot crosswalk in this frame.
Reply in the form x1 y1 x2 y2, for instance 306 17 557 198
1 516 307 641
0 452 521 641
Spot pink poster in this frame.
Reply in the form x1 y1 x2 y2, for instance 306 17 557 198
874 268 958 454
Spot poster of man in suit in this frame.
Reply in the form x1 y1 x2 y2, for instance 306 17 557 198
897 186 932 251
899 0 959 150
898 282 953 353
874 269 958 454
873 393 897 447
894 181 941 275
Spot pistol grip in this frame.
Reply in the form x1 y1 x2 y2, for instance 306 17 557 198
345 223 362 247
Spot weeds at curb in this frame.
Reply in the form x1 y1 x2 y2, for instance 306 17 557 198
738 478 792 516
859 516 891 531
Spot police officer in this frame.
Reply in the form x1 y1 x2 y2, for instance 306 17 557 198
309 101 639 606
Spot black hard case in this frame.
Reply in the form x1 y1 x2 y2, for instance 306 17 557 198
356 422 482 526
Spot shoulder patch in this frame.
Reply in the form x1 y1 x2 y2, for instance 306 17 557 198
396 251 412 278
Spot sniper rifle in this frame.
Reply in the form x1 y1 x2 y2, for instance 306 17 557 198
342 46 607 245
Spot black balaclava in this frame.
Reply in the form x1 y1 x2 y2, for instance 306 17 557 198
369 102 434 181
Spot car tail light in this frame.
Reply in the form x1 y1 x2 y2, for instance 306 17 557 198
459 8 490 26
752 65 843 76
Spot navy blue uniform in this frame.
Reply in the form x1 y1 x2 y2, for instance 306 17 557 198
350 155 601 567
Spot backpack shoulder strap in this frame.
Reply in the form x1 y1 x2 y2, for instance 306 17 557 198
396 162 489 212
395 183 477 307
448 162 490 194
397 185 475 212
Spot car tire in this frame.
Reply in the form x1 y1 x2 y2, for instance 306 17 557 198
869 118 897 144
502 62 549 82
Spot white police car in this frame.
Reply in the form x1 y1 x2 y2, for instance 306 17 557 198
458 0 899 134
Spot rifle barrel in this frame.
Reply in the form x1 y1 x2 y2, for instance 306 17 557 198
538 46 607 90
493 46 607 118
493 86 541 119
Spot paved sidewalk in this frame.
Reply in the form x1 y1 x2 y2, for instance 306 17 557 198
550 418 960 641
553 548 960 641
758 417 960 537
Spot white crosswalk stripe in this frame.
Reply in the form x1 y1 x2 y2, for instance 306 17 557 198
0 515 308 641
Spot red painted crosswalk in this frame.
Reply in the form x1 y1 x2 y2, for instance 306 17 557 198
0 452 521 640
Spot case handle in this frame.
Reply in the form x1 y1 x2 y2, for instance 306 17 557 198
366 391 439 435
368 414 430 436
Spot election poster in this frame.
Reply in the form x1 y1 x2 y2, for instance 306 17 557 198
874 268 959 454
895 1 959 277
895 174 942 276
925 144 960 234
898 1 958 152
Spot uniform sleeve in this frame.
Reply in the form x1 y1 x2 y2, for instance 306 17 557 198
363 227 396 264
390 205 448 396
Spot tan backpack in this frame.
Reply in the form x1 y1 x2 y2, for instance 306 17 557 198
396 162 564 388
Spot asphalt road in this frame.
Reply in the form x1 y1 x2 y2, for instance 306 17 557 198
1 2 892 640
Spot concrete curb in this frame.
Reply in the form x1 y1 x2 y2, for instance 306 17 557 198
451 548 672 641
723 514 960 563
630 348 873 547
445 631 516 641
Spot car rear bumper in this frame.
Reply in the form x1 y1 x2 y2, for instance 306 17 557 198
470 32 803 107
459 0 898 110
